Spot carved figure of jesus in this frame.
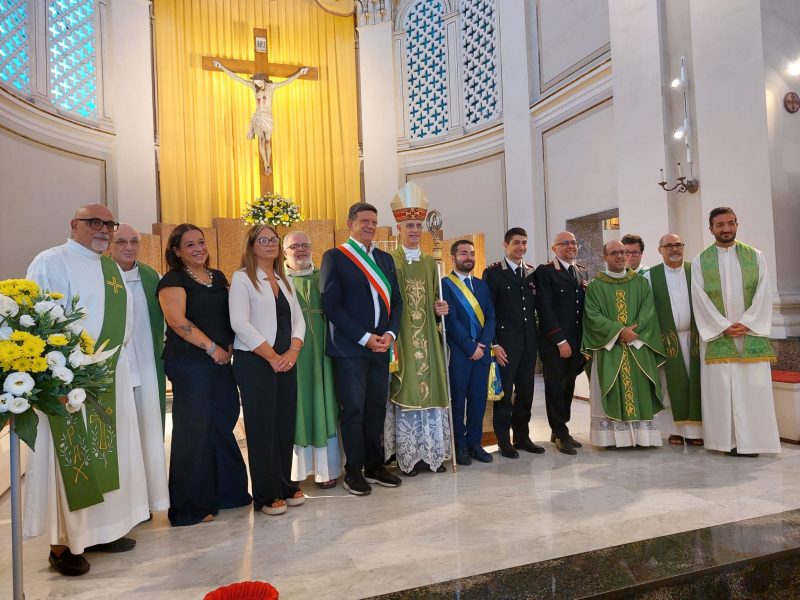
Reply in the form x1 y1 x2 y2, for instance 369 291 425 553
213 61 309 175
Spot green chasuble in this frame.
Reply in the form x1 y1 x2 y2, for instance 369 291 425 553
288 268 339 448
389 249 449 410
49 255 126 511
582 269 666 421
648 263 702 423
138 262 167 433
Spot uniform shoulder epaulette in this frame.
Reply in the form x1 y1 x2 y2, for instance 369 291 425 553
485 261 502 270
575 262 587 269
538 262 555 269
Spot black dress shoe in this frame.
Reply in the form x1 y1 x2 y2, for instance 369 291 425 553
727 447 759 458
551 433 582 448
403 466 419 477
436 464 447 473
556 437 577 456
499 444 519 459
364 466 402 487
514 439 546 454
456 446 472 466
85 537 136 553
343 473 372 496
469 445 494 463
49 549 90 576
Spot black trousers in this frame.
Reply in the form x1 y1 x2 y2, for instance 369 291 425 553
541 351 582 440
333 353 389 476
233 350 298 510
493 348 537 447
165 357 251 526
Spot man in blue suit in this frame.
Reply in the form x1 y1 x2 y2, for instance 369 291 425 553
442 240 496 466
320 202 403 496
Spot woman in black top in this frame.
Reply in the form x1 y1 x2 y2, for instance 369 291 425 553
157 224 251 526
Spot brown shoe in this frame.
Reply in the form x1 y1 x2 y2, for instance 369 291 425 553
668 435 684 445
49 549 90 576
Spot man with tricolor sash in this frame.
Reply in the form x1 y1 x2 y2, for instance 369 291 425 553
383 183 452 476
320 202 404 496
644 233 703 446
690 207 781 457
583 239 666 448
25 204 149 576
442 239 496 466
110 224 170 512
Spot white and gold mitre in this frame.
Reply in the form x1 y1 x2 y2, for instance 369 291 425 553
390 181 429 223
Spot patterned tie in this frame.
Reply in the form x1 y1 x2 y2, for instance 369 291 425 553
465 277 474 293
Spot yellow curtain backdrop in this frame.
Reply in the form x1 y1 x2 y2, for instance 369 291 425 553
154 0 360 227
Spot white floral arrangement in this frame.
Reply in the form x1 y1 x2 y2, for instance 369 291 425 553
242 193 302 227
0 279 117 448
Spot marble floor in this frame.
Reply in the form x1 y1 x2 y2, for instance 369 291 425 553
2 376 800 599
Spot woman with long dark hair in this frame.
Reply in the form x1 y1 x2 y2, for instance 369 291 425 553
157 224 251 526
229 224 306 516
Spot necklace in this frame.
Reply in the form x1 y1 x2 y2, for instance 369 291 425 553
185 267 214 287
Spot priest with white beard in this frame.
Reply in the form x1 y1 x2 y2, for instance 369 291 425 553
25 204 150 576
110 224 170 512
691 207 781 457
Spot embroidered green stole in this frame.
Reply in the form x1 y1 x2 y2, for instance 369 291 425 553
649 263 701 422
139 262 166 433
48 256 126 511
698 241 776 364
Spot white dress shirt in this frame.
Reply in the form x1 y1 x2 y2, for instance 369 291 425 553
229 267 306 351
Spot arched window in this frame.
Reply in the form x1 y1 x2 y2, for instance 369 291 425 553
0 0 30 95
404 0 450 141
0 0 100 122
460 0 499 128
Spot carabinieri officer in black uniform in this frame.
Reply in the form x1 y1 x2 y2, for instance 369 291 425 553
482 227 544 459
533 231 588 456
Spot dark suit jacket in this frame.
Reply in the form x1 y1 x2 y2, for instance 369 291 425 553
320 244 403 358
441 274 496 367
533 258 588 355
481 259 537 353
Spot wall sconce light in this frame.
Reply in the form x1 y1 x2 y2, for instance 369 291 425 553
660 56 699 194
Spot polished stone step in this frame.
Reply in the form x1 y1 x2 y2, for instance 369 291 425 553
368 508 800 599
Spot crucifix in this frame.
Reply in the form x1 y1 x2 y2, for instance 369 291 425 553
203 28 318 195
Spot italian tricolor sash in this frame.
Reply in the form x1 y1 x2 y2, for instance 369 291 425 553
48 256 127 511
699 241 776 364
339 239 392 315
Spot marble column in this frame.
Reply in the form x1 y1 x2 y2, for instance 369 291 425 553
357 4 400 226
689 0 780 327
497 0 538 245
608 0 671 269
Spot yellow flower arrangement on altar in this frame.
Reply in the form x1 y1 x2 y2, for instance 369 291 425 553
242 192 302 227
0 279 118 449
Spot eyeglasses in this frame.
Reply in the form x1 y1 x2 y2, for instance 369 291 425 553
286 243 312 251
623 250 641 256
555 240 578 247
256 236 280 246
606 250 626 257
112 239 140 247
660 243 685 250
76 218 120 232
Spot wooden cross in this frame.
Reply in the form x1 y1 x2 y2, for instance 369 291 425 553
203 28 319 195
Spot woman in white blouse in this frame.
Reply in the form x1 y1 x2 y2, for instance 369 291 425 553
230 224 306 516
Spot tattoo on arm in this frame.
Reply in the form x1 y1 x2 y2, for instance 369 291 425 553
178 321 196 339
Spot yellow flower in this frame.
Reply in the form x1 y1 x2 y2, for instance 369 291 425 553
47 334 69 347
0 340 23 370
48 292 64 300
0 279 40 306
80 331 96 355
30 356 48 373
11 357 32 372
21 337 46 358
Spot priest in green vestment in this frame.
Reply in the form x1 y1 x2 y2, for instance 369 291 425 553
284 231 341 488
583 239 666 448
110 224 170 513
644 233 703 446
384 182 452 476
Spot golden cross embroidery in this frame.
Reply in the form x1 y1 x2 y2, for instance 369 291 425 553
71 445 88 482
106 276 124 295
89 413 109 450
